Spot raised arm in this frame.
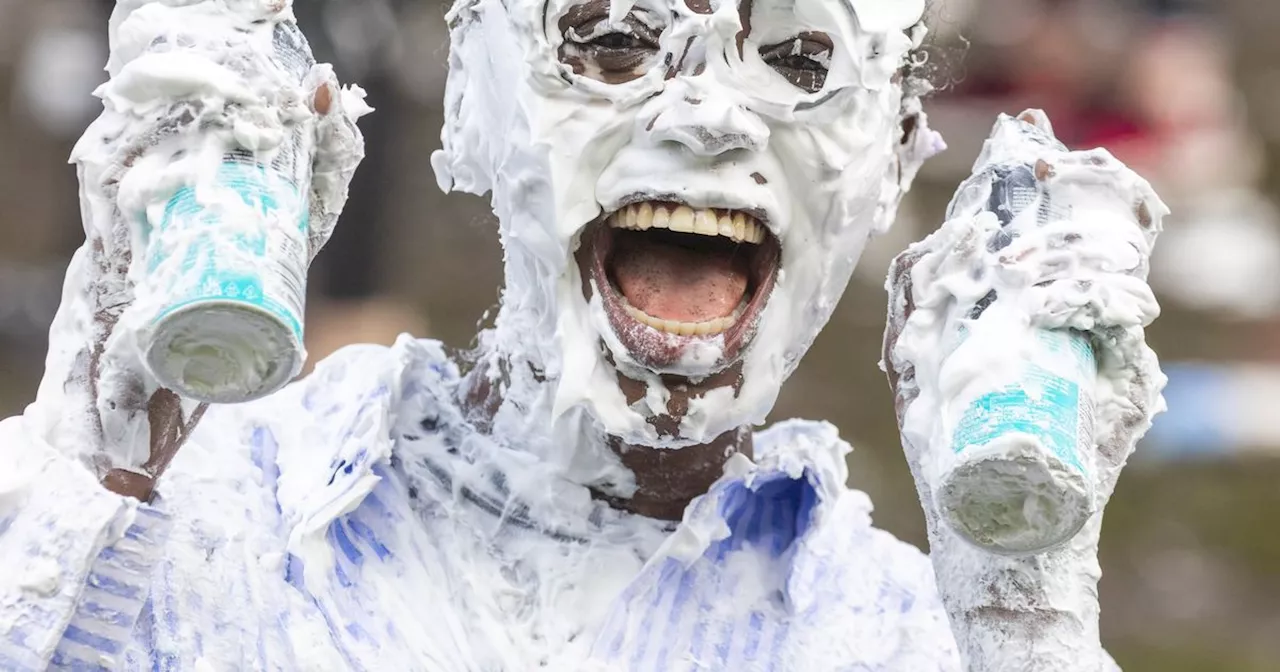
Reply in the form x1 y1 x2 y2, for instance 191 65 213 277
0 2 364 667
884 111 1166 671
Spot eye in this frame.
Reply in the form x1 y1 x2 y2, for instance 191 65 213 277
589 32 648 51
760 33 834 93
558 9 662 85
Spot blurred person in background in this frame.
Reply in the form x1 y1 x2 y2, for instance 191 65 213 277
924 0 1151 163
1120 2 1280 320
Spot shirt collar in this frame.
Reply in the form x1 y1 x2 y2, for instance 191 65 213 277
269 336 860 586
648 420 854 568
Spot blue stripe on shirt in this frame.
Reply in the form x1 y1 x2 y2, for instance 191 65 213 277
60 625 122 654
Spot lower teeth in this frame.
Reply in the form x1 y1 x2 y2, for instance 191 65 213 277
620 297 749 337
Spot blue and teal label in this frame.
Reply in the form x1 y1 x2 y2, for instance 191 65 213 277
148 160 309 341
950 330 1095 475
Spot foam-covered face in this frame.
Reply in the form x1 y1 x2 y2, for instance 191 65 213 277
433 0 938 448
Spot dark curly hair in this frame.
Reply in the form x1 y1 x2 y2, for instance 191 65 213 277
910 1 969 94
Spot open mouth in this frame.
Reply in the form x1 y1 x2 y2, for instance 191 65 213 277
580 200 781 371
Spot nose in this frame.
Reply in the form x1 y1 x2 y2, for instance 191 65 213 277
642 86 770 157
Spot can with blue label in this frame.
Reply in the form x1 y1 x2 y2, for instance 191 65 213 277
932 113 1100 555
935 321 1098 555
139 23 316 404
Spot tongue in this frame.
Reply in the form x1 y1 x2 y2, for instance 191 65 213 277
610 234 750 323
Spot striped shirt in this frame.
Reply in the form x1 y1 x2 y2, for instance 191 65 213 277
0 336 962 671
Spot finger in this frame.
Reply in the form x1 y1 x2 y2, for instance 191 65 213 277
312 80 334 117
1093 344 1164 497
883 248 922 383
141 390 209 481
101 469 156 501
302 64 368 262
883 248 924 427
98 391 209 502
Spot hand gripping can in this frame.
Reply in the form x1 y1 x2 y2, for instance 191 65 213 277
932 116 1099 556
141 23 316 404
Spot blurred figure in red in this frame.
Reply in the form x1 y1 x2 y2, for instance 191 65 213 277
946 0 1148 152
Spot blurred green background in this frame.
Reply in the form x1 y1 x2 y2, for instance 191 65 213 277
1 0 1277 669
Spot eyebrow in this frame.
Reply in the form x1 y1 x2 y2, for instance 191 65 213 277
754 0 863 23
558 0 610 33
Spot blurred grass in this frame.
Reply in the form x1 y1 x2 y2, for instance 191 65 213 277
1113 640 1275 672
1107 459 1280 578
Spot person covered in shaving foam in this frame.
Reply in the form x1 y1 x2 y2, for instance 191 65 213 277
0 0 1168 670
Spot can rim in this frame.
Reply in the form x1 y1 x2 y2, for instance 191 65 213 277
144 300 304 405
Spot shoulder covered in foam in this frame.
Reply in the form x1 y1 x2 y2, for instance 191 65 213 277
194 335 456 542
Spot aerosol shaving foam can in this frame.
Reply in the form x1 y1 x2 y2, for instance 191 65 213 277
141 23 315 404
933 118 1099 556
936 319 1098 556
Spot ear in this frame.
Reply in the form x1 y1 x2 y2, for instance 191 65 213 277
874 93 944 234
894 104 926 194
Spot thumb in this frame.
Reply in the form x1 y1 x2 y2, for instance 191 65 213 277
302 65 369 260
883 246 926 426
100 391 209 501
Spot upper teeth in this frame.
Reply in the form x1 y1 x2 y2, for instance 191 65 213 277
609 203 767 244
